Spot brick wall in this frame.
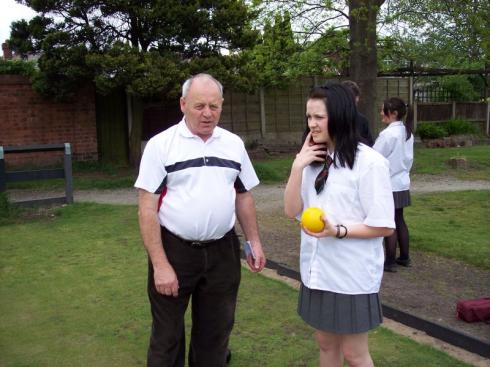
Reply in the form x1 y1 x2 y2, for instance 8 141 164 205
0 75 98 168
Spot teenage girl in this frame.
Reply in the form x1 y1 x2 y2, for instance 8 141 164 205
373 97 414 272
284 83 395 367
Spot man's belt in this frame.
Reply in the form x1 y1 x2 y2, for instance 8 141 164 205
162 227 234 249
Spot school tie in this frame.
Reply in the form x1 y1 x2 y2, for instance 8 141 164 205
314 155 333 194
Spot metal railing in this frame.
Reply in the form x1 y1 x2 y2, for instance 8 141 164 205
0 143 73 207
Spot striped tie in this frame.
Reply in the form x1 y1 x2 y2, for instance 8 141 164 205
314 155 333 194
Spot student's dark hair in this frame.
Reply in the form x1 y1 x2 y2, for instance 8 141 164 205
382 97 413 141
341 80 361 98
302 82 359 169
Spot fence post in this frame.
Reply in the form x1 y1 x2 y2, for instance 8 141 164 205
0 146 5 192
260 87 266 138
63 143 74 204
413 101 418 132
452 101 456 119
409 75 414 105
486 102 490 135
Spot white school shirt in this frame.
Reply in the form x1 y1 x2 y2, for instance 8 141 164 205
134 119 259 241
299 144 395 294
373 121 414 192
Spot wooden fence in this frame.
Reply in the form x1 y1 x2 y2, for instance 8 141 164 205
216 76 411 144
415 101 490 134
140 76 488 152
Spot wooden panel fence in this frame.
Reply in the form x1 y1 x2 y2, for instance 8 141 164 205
219 76 411 142
140 76 488 147
415 101 490 134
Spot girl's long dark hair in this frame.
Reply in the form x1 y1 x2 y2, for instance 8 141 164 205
302 83 359 169
382 97 413 141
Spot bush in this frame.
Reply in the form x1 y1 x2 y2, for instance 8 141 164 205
445 119 478 136
416 123 447 139
416 120 478 139
0 59 37 77
0 192 12 219
440 75 482 102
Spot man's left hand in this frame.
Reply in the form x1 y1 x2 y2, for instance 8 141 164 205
246 241 266 273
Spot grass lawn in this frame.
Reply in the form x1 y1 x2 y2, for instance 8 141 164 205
412 145 490 180
408 190 490 269
0 204 472 366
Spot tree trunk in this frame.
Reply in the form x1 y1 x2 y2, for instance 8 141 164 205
348 0 385 137
128 95 143 168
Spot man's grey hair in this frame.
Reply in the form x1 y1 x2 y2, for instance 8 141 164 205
182 73 224 98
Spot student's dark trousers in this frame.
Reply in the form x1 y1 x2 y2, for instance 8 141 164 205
147 227 241 367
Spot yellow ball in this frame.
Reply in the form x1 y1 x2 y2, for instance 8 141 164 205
300 207 325 233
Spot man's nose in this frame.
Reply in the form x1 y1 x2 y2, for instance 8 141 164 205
202 106 212 116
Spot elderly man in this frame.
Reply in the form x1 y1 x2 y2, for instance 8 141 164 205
135 73 266 367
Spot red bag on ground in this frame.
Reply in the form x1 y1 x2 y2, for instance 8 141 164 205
456 297 490 323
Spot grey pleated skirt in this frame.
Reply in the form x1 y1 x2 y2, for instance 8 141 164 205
298 284 383 334
393 190 411 209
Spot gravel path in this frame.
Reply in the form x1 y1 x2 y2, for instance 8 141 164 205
7 174 490 206
8 175 490 206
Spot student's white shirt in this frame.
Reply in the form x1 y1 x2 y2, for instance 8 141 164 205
299 144 395 294
373 121 414 192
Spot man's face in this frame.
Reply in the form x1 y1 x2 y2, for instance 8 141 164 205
180 78 223 141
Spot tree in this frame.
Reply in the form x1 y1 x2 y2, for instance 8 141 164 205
253 0 385 133
8 0 259 166
242 12 300 89
289 28 350 78
348 0 385 129
242 8 350 87
383 0 490 68
379 0 490 101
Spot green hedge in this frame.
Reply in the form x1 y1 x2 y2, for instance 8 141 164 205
416 119 478 139
445 119 478 135
0 59 37 77
416 123 446 139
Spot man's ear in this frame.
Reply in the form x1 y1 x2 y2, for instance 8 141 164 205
180 97 186 113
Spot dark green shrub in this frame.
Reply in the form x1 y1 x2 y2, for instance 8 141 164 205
0 192 12 219
445 119 478 136
0 59 37 77
245 139 260 150
416 123 447 139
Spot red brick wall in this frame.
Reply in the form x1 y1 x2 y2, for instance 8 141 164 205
0 75 98 168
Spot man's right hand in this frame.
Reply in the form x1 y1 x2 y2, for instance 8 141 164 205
153 263 179 297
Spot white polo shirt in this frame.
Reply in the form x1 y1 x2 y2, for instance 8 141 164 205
135 119 259 241
373 121 414 192
300 144 395 294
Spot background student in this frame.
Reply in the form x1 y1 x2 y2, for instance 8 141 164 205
373 97 414 272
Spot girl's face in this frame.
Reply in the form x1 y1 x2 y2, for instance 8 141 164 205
307 98 332 145
380 106 398 124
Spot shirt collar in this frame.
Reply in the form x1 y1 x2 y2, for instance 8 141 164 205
388 120 404 128
177 118 222 140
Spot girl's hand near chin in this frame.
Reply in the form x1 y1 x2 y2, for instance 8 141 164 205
293 132 327 170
